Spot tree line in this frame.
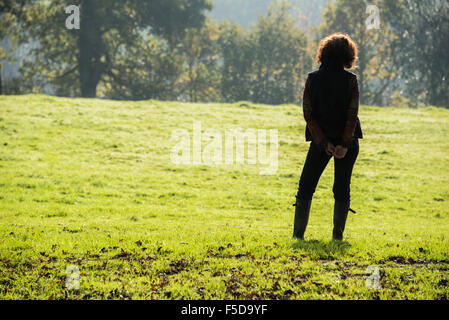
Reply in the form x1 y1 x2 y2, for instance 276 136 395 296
0 0 448 108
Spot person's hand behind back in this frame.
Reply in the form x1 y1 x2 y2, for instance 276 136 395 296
325 143 336 156
334 145 348 159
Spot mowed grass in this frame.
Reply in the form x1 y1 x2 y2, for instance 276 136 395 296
0 94 448 300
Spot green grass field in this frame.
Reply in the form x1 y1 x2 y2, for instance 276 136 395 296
0 94 448 300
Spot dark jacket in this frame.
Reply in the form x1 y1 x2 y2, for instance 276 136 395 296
303 63 363 150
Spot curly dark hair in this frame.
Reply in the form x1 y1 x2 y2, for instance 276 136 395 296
316 33 358 69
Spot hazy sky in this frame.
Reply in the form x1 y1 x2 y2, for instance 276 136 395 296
208 0 328 28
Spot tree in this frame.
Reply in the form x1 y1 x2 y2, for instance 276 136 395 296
178 19 221 102
251 0 311 105
6 0 213 98
217 21 255 102
382 0 449 108
217 0 311 105
0 0 28 95
102 33 185 101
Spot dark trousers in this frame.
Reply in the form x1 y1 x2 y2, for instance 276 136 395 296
296 139 359 202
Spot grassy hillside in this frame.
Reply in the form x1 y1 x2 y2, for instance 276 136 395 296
0 95 448 299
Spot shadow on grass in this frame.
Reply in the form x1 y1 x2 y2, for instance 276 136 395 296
291 239 351 259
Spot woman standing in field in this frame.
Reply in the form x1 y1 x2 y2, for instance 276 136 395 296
293 33 363 241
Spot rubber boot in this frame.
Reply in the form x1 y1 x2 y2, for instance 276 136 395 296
293 198 312 240
332 201 350 241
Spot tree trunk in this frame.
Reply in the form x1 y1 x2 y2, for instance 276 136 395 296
78 0 102 98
